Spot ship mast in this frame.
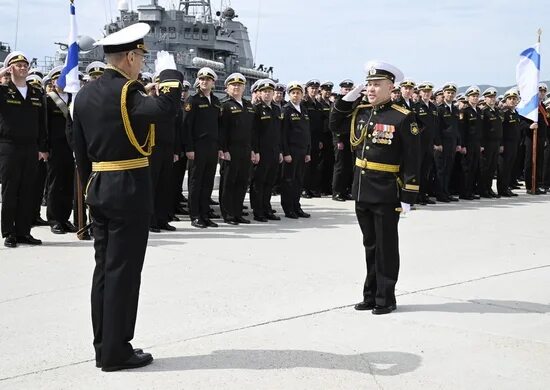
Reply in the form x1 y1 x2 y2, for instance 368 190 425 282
179 0 212 22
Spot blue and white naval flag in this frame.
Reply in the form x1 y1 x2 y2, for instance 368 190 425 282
57 1 80 93
516 43 541 122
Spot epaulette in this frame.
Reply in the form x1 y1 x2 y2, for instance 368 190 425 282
391 104 411 115
355 103 372 110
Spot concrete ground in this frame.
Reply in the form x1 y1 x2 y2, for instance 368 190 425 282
1 191 549 389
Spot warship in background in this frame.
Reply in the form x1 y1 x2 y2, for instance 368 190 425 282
40 0 275 95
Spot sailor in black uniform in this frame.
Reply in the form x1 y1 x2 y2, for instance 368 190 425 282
72 23 183 371
497 89 521 197
330 61 421 315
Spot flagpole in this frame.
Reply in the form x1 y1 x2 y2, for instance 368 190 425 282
531 28 542 194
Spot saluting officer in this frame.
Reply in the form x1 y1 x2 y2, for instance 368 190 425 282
330 61 421 315
72 23 183 371
414 82 439 204
497 88 521 197
183 67 222 228
44 66 78 234
0 51 48 248
219 73 257 225
250 79 283 222
479 87 503 198
458 86 483 200
281 82 311 219
330 79 355 201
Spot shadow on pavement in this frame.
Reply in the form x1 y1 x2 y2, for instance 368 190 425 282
397 299 550 314
138 349 422 376
415 194 550 212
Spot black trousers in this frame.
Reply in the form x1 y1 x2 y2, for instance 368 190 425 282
303 140 321 193
188 142 218 220
318 133 334 194
46 140 75 224
461 144 480 196
524 136 545 189
479 141 500 194
419 142 434 197
172 154 188 207
281 152 306 214
497 140 519 193
150 145 174 227
355 201 401 307
90 205 150 367
332 139 353 196
0 143 37 237
543 141 550 187
32 159 48 220
251 156 279 217
434 138 457 197
221 153 251 218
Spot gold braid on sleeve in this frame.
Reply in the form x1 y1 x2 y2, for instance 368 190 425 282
121 80 156 156
349 108 366 148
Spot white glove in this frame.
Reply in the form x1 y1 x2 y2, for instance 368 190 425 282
154 51 177 74
400 202 411 214
342 83 365 102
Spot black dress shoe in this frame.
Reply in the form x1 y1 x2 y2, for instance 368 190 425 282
285 212 299 219
171 215 181 222
311 191 321 198
159 223 176 231
208 211 221 219
191 218 207 228
425 198 436 204
479 192 492 198
205 219 218 227
4 235 17 248
51 223 67 234
80 231 92 241
489 190 501 198
473 194 481 199
459 194 475 200
224 217 239 225
344 193 353 200
448 195 459 202
301 190 312 199
149 226 161 233
96 349 144 368
266 213 280 221
332 194 346 202
101 351 153 372
32 217 50 227
507 190 518 197
372 304 397 315
209 198 220 205
436 196 450 203
539 187 548 194
16 235 42 245
296 210 311 218
498 192 512 198
253 215 268 222
62 221 78 233
175 206 190 215
354 301 375 311
235 216 251 224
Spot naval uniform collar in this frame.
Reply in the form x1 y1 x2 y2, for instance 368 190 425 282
372 99 391 111
105 64 133 80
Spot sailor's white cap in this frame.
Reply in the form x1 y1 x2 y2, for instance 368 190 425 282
197 67 217 81
94 22 150 53
482 87 498 97
4 51 29 67
85 61 106 76
256 78 276 92
364 60 404 84
465 85 481 97
286 81 304 94
224 72 246 86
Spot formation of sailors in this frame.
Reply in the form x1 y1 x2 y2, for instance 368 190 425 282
1 53 550 248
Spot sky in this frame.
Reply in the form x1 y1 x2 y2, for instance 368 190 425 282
1 0 549 88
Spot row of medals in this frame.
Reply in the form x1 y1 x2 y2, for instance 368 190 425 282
371 128 393 145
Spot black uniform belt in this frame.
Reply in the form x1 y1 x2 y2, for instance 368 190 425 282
355 157 400 173
91 157 149 172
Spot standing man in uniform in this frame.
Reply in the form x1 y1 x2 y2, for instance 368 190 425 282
330 79 355 201
251 79 283 222
183 67 222 228
72 24 183 371
219 73 257 225
497 88 521 197
479 87 503 198
0 52 47 248
330 61 421 314
281 82 311 219
302 79 324 198
318 81 335 195
435 83 461 202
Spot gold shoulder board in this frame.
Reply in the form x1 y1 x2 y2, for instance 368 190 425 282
391 104 411 115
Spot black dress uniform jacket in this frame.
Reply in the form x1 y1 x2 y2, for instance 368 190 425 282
220 97 257 156
253 101 283 160
282 102 311 156
182 91 222 152
330 99 421 205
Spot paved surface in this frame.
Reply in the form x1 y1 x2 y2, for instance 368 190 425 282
1 192 549 389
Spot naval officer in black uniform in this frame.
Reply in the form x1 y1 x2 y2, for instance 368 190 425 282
330 61 421 315
72 23 183 371
0 51 47 248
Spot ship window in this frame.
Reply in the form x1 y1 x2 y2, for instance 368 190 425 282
201 28 209 40
169 27 176 39
160 27 167 36
184 28 191 39
193 28 200 40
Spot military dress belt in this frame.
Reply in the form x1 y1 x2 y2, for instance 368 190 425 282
91 157 149 172
355 157 400 173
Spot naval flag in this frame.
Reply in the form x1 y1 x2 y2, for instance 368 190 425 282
57 1 80 93
516 43 541 122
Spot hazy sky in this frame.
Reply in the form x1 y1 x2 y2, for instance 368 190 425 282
1 0 549 87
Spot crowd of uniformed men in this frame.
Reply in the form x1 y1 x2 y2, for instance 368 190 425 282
1 52 550 248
